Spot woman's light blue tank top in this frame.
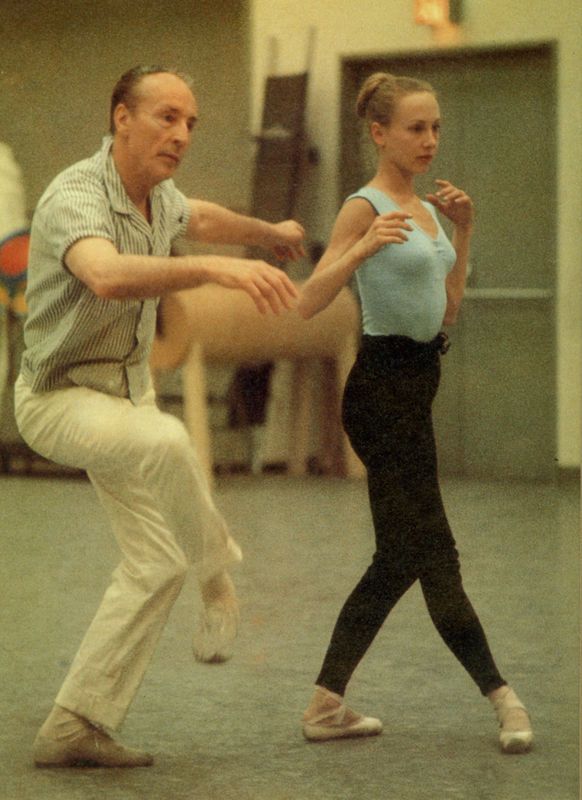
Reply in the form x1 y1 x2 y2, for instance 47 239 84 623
348 186 456 342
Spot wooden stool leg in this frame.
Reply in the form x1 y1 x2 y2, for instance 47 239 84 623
317 358 340 474
288 360 311 475
181 341 214 487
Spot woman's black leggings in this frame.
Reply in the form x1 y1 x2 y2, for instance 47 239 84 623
316 334 506 697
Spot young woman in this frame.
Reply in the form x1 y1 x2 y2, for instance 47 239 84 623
297 72 532 754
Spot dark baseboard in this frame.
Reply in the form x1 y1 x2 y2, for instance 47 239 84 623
556 466 581 485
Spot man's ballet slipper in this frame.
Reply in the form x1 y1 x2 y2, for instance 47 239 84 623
193 603 239 663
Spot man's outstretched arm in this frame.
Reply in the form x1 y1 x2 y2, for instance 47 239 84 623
65 237 299 314
187 199 306 263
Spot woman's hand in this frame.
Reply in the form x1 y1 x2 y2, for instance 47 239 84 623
426 180 475 229
354 211 413 259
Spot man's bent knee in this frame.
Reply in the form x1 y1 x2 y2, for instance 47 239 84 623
121 553 189 596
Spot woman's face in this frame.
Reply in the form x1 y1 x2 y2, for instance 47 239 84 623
373 91 441 176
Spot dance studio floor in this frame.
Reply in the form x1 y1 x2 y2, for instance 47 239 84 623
0 473 579 800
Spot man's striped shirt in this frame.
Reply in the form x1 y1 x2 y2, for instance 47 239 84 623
21 136 191 403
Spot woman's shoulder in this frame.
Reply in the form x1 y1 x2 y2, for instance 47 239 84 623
337 193 378 228
327 190 377 244
345 185 399 215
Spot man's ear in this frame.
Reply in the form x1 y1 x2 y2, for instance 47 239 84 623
113 103 131 135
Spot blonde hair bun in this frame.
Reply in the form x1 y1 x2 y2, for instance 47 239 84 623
356 71 435 126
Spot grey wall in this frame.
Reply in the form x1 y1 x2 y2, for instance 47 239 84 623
0 0 252 213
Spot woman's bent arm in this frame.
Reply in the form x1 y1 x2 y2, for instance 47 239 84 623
297 200 412 319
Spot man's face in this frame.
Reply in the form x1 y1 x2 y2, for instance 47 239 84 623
115 72 198 189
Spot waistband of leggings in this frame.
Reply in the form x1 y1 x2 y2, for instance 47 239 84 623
359 332 450 367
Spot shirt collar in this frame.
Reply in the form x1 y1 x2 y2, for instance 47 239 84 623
101 135 132 215
101 135 163 219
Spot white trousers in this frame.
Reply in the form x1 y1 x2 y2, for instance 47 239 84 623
14 375 241 730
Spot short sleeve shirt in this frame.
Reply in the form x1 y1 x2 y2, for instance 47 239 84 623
21 136 191 402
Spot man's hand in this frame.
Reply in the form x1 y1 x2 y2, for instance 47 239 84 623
188 201 307 261
266 220 306 262
208 259 299 314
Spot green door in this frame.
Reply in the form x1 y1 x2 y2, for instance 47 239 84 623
341 45 556 479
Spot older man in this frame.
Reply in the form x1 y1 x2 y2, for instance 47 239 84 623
15 65 305 768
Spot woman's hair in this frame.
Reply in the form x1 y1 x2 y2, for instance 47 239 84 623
356 72 435 127
109 65 193 134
